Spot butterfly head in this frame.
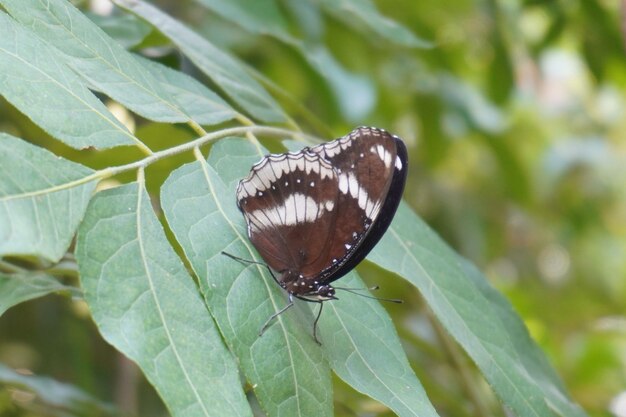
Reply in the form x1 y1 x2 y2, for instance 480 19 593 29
281 270 338 301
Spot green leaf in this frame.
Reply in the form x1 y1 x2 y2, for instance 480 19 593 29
134 56 240 126
75 182 252 417
0 272 76 317
0 0 195 124
0 363 117 416
195 0 295 45
368 203 589 417
305 46 375 121
233 138 438 416
192 0 375 121
319 0 431 48
114 0 287 123
161 143 332 417
0 133 97 262
87 11 152 49
163 138 439 417
0 12 135 150
318 273 439 417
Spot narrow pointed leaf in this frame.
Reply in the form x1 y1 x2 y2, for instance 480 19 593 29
161 149 332 417
135 56 239 126
114 0 287 123
195 0 295 44
319 0 431 48
87 11 151 49
319 272 439 417
192 0 376 121
0 272 76 317
368 203 589 417
75 183 253 417
0 0 193 124
0 133 97 261
0 12 134 150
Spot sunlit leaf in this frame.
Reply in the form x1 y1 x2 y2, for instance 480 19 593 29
0 272 76 317
369 203 589 417
76 182 253 417
0 12 134 150
0 0 194 124
0 133 97 262
135 56 240 126
114 0 288 123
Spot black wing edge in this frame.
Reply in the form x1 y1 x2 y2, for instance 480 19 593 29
326 134 409 282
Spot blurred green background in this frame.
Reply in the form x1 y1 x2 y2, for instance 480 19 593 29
1 0 625 416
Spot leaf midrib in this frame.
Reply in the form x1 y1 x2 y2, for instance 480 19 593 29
198 157 306 417
326 300 420 417
135 185 213 417
388 226 546 417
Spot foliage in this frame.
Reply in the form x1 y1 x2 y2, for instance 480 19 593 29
1 0 624 416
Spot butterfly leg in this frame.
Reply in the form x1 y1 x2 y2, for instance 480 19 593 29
221 251 267 267
259 294 294 336
221 251 282 287
312 302 324 345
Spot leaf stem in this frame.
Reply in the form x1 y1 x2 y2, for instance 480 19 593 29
1 125 319 201
0 260 25 273
106 125 315 177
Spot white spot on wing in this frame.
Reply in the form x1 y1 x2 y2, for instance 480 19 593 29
247 193 335 228
338 174 349 194
395 155 403 170
348 173 359 198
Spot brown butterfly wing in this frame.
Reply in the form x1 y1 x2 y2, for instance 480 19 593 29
236 151 341 278
308 127 408 282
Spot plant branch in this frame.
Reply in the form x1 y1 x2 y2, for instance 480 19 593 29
0 125 319 201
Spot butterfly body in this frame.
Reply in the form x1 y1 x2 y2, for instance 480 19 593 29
235 127 407 337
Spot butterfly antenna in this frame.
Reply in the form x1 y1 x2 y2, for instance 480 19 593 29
334 286 403 304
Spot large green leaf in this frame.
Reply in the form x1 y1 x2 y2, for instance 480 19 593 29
0 12 134 150
161 138 439 417
135 56 240 126
0 133 97 262
0 0 198 124
160 152 332 417
114 0 287 123
368 203 589 417
0 272 76 317
317 273 439 417
75 182 252 417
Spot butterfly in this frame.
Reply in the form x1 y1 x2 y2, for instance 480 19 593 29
229 127 407 342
